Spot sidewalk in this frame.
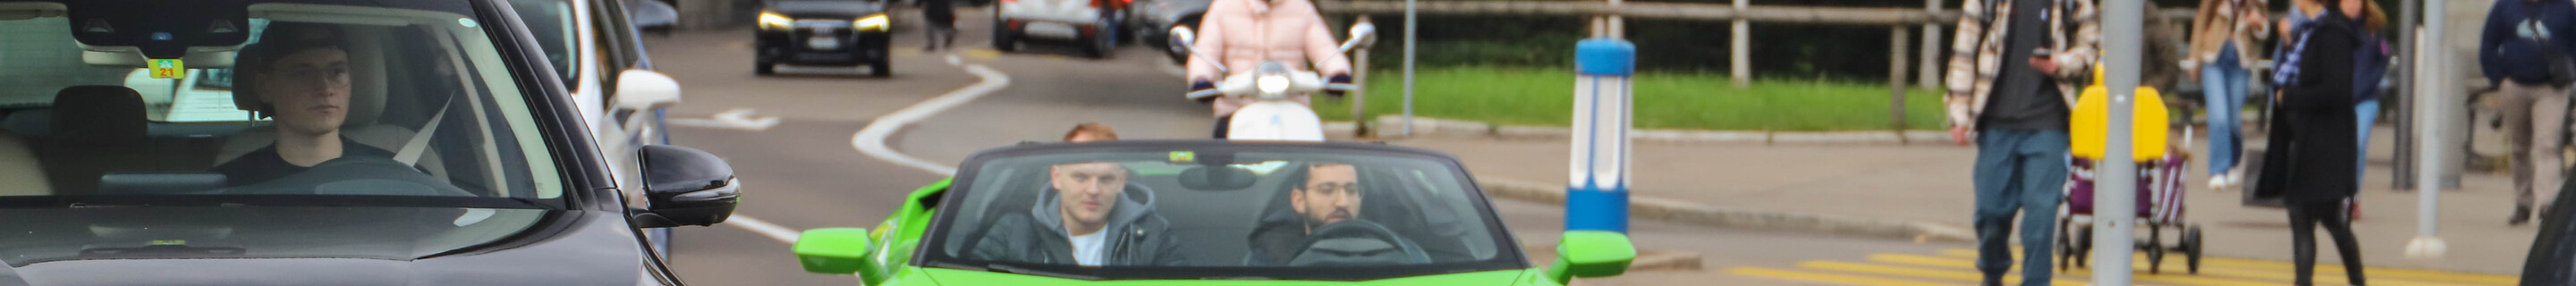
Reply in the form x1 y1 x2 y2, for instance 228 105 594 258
1385 125 2541 274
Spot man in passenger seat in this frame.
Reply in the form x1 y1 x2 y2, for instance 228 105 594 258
212 23 394 187
1245 163 1364 265
968 161 1188 266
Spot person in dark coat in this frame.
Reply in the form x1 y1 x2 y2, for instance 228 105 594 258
2254 0 2368 283
967 161 1190 266
919 0 957 51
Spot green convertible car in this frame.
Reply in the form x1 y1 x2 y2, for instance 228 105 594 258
790 140 1636 285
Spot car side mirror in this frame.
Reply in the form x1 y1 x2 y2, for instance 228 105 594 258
1544 231 1636 284
794 227 875 274
631 145 741 228
615 70 682 111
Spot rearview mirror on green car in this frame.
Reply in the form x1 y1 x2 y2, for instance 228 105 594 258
793 228 875 274
1545 231 1636 284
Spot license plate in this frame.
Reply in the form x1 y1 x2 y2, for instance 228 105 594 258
808 36 840 50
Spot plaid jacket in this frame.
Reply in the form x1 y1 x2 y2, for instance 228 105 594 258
1944 0 2101 130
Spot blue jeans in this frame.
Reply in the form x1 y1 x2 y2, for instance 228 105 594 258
2202 46 2251 176
1973 129 2069 286
2356 99 2380 181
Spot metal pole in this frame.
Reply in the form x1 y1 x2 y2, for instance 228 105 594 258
1919 0 1940 89
2407 4 2448 257
1401 0 1418 137
2393 0 2419 189
1891 26 1910 140
1353 17 1373 138
2097 0 2142 283
1730 0 1749 88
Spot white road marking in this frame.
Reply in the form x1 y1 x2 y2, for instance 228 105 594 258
721 53 1004 245
724 215 806 243
946 55 962 65
847 63 1004 175
667 108 783 130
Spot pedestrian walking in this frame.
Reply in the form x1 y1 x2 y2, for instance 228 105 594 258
2257 0 2369 283
2188 0 2268 191
919 0 958 51
2480 0 2576 225
1941 0 2098 284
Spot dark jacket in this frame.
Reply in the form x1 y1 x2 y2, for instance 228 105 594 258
2481 0 2576 86
1243 210 1305 265
967 184 1189 266
2258 12 2363 205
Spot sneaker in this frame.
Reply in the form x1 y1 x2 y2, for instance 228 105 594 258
2210 177 2228 190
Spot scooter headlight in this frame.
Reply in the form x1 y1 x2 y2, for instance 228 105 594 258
1257 75 1291 95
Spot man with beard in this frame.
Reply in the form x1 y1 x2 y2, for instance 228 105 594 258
1245 163 1365 265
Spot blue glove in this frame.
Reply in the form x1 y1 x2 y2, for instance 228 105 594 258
1324 73 1353 97
1190 79 1218 103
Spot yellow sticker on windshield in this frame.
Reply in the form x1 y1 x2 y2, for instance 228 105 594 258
148 240 186 246
148 59 184 79
1168 151 1195 164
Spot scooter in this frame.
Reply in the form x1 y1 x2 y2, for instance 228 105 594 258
1167 22 1374 142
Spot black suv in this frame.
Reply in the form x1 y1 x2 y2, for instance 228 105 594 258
753 0 894 76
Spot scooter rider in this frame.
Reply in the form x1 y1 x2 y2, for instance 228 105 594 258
1182 0 1354 139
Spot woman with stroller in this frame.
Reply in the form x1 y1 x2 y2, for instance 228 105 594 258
2255 0 2371 283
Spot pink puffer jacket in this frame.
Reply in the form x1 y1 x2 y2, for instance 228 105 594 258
1182 0 1352 117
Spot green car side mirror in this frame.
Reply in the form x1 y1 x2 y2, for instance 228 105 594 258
1544 231 1636 284
793 228 875 274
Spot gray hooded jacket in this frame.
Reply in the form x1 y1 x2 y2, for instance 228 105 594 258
967 183 1190 266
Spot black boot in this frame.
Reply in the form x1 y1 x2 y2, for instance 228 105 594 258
2513 205 2534 226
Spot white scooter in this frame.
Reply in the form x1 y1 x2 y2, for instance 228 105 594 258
1168 22 1374 142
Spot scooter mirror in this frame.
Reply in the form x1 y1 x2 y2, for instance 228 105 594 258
1340 23 1377 53
1168 27 1196 53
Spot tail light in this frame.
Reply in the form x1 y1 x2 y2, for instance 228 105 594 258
1088 0 1098 8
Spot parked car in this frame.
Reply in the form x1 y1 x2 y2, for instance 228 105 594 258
755 0 895 76
789 141 1636 285
994 0 1124 57
0 0 740 283
1128 0 1208 63
506 0 691 258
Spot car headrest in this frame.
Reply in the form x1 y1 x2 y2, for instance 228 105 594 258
51 86 148 146
228 24 388 128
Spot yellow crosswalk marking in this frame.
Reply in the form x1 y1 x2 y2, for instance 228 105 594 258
1866 254 2447 286
1728 267 1972 286
1725 248 2518 286
1934 248 2515 285
1796 261 2089 285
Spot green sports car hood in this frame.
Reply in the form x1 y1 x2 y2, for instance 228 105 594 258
917 268 1540 286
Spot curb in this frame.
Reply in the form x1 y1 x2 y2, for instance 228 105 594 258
1335 116 1950 144
1479 179 1977 243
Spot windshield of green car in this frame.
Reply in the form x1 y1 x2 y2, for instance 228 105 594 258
0 0 571 205
921 143 1526 281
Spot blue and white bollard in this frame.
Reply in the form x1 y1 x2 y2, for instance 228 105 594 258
1567 38 1635 233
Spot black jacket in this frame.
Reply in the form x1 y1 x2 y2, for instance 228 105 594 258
2258 12 2363 205
967 184 1190 266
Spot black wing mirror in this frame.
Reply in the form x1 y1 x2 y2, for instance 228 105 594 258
632 145 741 228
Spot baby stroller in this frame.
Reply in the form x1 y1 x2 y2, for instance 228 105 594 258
2056 72 2206 274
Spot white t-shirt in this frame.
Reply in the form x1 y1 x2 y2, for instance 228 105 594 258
1068 231 1107 266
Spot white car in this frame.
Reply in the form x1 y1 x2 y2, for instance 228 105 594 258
505 0 689 257
993 0 1124 57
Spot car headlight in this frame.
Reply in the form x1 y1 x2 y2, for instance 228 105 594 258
854 14 889 30
758 13 792 29
1256 74 1290 95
